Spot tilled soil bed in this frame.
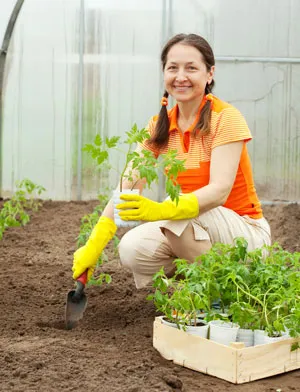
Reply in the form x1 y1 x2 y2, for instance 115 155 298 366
0 200 299 392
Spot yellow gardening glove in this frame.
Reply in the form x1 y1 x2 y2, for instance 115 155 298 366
117 193 199 222
72 216 117 281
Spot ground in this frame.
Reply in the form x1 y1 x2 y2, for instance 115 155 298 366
0 200 299 392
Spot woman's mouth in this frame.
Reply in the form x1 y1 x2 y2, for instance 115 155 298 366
173 86 191 92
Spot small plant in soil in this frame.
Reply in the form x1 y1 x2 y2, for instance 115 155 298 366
0 178 45 240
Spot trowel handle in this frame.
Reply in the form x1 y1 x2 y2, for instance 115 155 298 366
76 270 88 286
72 270 88 302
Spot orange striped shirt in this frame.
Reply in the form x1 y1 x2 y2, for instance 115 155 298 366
141 95 262 219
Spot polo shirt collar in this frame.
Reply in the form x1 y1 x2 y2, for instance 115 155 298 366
168 95 208 134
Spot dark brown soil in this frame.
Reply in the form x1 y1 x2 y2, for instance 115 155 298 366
0 200 299 392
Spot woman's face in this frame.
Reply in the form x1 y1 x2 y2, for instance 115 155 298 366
164 43 214 104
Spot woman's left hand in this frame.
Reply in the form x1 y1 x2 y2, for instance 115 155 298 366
116 193 199 221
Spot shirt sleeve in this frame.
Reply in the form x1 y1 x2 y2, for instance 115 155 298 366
212 106 252 150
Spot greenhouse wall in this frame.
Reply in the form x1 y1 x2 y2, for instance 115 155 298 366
1 0 300 201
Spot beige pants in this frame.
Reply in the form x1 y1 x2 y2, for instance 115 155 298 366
118 206 271 289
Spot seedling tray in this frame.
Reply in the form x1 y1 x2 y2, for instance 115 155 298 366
153 316 300 384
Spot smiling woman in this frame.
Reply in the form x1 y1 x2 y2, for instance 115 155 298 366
72 33 271 291
163 43 214 109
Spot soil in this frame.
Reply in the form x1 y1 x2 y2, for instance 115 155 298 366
0 200 299 392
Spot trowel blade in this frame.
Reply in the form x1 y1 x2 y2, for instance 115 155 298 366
65 290 88 330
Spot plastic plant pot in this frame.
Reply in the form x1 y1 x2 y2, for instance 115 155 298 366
186 321 209 338
209 320 240 346
113 189 140 228
237 328 254 347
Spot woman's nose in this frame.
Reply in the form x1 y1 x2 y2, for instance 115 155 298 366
175 69 187 81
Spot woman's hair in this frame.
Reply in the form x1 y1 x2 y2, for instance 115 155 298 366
150 33 215 147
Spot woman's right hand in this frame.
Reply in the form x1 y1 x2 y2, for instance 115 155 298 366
72 244 99 281
72 216 117 281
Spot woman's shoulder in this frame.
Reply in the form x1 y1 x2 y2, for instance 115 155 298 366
211 95 240 114
211 96 248 126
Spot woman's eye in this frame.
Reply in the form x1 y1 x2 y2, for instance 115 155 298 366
167 66 177 70
188 66 196 70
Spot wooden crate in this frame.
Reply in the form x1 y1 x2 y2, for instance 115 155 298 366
153 316 300 384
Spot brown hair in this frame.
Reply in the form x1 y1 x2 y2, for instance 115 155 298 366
150 33 215 147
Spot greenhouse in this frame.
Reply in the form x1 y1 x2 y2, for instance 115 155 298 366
0 2 300 392
1 0 299 201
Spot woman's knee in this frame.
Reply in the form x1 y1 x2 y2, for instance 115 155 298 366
163 223 211 262
118 224 175 274
118 230 140 271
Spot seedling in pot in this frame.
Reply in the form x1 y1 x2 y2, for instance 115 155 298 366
217 240 300 340
148 238 300 344
147 260 210 330
83 123 186 228
83 124 185 199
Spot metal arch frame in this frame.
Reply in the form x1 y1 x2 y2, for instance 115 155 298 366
157 0 173 202
77 0 85 200
0 0 25 197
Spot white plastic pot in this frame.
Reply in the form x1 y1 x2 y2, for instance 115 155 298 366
186 321 209 338
161 317 209 338
264 334 290 344
254 329 290 345
209 320 240 346
113 189 140 228
237 328 254 347
254 329 268 346
161 317 179 329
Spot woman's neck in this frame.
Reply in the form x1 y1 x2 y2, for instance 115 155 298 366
178 96 203 120
177 95 204 130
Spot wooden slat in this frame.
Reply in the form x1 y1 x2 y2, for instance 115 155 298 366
153 316 237 383
236 338 300 383
153 316 300 385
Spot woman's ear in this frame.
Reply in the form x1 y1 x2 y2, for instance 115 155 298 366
207 65 215 85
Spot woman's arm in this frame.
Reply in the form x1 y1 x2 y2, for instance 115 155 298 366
101 146 147 220
116 141 244 223
193 141 244 214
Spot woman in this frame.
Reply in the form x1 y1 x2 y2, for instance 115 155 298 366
72 33 271 288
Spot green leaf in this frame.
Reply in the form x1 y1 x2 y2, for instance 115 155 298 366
97 151 109 165
125 124 150 145
105 274 112 284
105 136 120 148
291 342 300 352
94 134 102 146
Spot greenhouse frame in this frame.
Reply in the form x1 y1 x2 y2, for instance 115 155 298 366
0 0 299 202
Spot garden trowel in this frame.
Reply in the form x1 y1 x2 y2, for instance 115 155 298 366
65 270 88 330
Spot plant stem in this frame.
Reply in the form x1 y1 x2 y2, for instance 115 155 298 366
119 144 133 192
130 179 141 190
233 280 262 305
262 286 275 329
233 279 266 324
